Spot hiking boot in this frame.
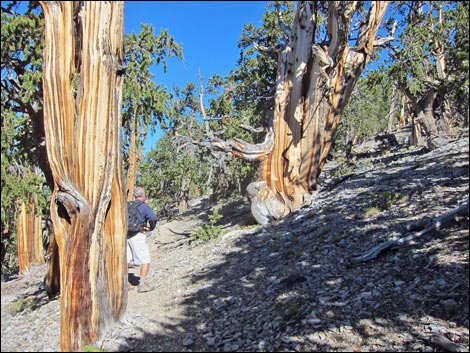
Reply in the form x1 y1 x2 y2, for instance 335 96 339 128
137 282 156 293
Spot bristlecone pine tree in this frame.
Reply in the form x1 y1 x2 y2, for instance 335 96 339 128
213 1 391 224
17 197 44 275
39 2 127 351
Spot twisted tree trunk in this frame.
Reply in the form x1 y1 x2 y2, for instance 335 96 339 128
39 2 127 351
244 2 391 223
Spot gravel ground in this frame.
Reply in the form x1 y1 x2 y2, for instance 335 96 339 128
2 134 468 352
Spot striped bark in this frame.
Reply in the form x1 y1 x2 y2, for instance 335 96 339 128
17 198 44 275
39 2 127 351
244 2 390 224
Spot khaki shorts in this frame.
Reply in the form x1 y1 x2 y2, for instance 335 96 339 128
127 232 150 265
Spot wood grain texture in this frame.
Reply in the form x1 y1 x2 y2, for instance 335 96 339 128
249 1 390 223
40 2 127 351
17 198 44 275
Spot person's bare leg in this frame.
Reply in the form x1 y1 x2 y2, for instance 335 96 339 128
138 263 156 292
140 263 150 278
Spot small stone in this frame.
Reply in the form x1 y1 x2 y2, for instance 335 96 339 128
307 318 322 325
182 335 194 346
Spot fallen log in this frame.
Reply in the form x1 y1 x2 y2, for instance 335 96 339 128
351 200 469 263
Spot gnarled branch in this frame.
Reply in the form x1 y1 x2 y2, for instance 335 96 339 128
351 200 469 263
254 42 285 59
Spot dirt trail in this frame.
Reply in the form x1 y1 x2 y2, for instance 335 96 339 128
1 135 468 352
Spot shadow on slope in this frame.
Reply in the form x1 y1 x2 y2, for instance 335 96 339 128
115 141 469 352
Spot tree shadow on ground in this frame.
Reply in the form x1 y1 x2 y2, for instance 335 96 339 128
4 280 59 315
114 142 469 352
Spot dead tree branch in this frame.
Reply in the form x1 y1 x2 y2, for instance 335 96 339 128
351 199 469 263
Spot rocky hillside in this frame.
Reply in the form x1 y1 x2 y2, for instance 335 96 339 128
1 132 468 352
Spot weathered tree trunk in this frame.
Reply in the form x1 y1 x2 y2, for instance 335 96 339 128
17 197 44 275
126 105 147 199
39 2 127 351
126 105 139 199
178 177 190 214
125 131 146 199
387 84 399 133
406 88 451 149
45 218 61 297
242 2 390 224
399 94 411 126
397 1 452 149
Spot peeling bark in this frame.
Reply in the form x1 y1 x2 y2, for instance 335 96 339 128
39 2 127 351
237 2 391 223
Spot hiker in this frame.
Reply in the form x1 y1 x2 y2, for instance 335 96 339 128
127 186 158 293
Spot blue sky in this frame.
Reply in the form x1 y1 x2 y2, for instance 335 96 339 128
123 1 270 152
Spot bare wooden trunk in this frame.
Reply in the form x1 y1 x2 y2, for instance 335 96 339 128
397 2 452 148
17 198 44 275
126 105 138 199
45 224 61 296
406 89 450 148
246 2 390 224
125 112 146 199
39 2 127 351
